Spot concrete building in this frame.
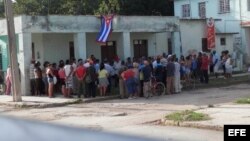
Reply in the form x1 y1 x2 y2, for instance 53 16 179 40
174 0 250 66
0 15 180 95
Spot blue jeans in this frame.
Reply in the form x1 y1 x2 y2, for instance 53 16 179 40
125 78 136 96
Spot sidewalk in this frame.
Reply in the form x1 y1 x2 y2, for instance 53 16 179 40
162 102 250 131
0 95 120 108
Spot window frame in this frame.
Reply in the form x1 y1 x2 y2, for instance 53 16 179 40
182 4 191 18
220 38 226 46
198 2 206 19
218 0 230 14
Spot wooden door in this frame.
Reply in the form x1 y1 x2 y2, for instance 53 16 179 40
101 41 116 62
133 40 148 59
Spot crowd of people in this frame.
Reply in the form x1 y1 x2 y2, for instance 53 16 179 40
4 50 234 98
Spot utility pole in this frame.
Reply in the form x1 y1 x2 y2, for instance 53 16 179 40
4 0 22 102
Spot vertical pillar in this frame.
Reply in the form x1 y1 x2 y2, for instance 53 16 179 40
172 31 182 58
122 32 131 59
18 33 32 95
74 32 87 60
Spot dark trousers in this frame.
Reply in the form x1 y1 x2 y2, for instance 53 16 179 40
35 78 43 96
30 79 36 95
202 70 209 84
86 82 96 98
140 80 144 97
107 76 112 94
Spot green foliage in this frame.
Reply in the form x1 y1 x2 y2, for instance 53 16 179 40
0 0 173 17
165 110 210 122
236 98 250 104
0 1 5 18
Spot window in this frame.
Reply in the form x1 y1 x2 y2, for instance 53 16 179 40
220 38 226 45
182 4 190 17
202 38 209 52
248 0 250 11
199 2 206 18
219 0 230 13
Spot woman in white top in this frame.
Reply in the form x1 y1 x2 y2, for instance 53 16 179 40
225 55 233 78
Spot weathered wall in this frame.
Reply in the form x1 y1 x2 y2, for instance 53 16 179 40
20 15 179 33
180 20 206 56
42 33 73 64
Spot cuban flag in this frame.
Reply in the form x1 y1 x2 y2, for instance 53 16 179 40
96 15 114 43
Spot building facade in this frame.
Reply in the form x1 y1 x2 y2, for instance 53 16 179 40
174 0 250 65
0 15 180 95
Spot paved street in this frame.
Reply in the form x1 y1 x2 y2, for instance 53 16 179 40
0 83 250 141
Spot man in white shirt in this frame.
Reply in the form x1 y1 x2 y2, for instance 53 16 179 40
173 55 181 93
64 60 73 98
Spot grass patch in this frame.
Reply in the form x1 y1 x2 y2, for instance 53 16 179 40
165 110 210 122
236 98 250 104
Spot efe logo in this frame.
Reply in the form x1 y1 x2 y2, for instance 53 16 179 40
228 129 246 136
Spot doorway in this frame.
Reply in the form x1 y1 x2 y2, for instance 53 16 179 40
69 41 75 60
133 40 148 59
101 41 117 62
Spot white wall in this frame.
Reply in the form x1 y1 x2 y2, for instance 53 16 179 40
42 33 73 64
32 34 44 63
215 34 234 55
180 20 206 56
130 32 169 57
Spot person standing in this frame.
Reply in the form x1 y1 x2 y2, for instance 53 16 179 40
166 56 175 95
46 63 55 98
142 60 152 98
212 51 220 78
64 60 74 98
34 62 43 96
121 66 136 99
58 63 66 97
201 53 209 84
75 60 86 98
5 66 11 95
98 63 109 97
85 60 97 98
118 61 127 99
30 59 36 95
173 55 181 93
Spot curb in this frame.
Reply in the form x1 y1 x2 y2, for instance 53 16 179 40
0 95 120 109
161 119 223 131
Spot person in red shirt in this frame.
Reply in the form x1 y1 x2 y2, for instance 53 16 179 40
201 53 209 84
58 63 66 97
121 66 136 99
75 60 86 98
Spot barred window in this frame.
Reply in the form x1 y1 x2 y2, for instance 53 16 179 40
219 0 230 13
199 2 206 18
182 4 190 18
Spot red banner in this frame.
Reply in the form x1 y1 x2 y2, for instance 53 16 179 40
207 18 215 50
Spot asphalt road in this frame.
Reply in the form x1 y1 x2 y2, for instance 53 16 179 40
1 83 250 141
